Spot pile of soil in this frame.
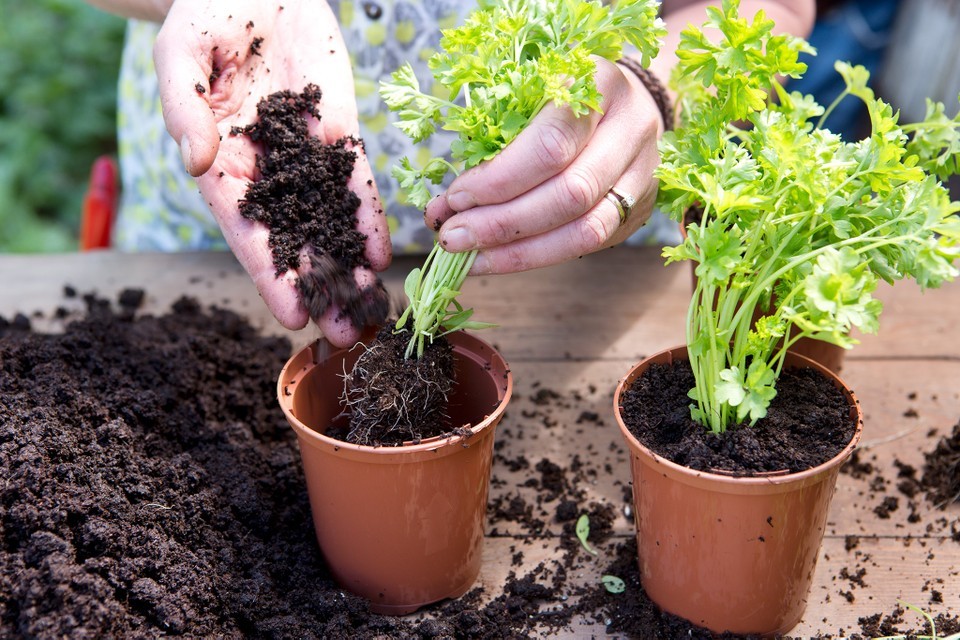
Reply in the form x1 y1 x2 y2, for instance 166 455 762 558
0 293 610 638
619 359 857 474
921 421 960 507
1 294 954 638
234 84 388 330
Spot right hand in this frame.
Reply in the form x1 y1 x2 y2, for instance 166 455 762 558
153 0 391 346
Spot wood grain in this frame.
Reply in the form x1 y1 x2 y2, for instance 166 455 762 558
1 246 957 636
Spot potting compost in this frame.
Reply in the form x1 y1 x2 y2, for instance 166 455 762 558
234 84 388 331
0 292 956 638
0 293 607 638
620 359 858 474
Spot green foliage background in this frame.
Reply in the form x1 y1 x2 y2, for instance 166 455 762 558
0 1 126 253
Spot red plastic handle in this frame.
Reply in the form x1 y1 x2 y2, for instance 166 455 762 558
80 155 118 251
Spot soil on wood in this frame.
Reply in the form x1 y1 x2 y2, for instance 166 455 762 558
234 84 388 330
0 293 593 638
920 420 960 507
619 359 857 474
1 294 954 639
336 324 456 446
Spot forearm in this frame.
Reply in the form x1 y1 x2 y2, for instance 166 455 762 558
650 0 816 97
84 0 173 22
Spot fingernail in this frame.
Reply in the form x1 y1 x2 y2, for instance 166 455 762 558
179 135 192 173
470 253 491 274
446 189 475 212
440 226 475 252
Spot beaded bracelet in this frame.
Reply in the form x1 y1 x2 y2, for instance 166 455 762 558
617 57 674 132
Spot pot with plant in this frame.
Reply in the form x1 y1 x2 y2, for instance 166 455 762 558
278 0 665 615
613 0 960 634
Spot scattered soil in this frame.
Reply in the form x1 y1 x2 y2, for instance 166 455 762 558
619 359 857 474
857 605 960 638
337 324 455 446
0 294 954 638
233 84 388 330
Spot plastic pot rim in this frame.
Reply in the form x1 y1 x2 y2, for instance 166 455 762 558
613 344 863 492
278 331 513 457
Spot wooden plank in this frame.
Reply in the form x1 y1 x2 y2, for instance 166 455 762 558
469 535 960 637
2 248 958 635
4 248 959 360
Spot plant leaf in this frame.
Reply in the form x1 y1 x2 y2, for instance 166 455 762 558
575 514 598 556
601 575 625 594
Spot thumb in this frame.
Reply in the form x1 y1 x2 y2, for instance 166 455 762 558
153 24 220 176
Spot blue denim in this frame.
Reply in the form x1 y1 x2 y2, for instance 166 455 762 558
789 0 902 140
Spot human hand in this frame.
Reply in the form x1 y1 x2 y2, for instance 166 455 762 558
423 57 665 275
153 0 391 346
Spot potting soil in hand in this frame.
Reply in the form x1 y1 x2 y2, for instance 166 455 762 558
234 84 388 330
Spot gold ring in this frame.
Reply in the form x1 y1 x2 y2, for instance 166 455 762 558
604 186 637 226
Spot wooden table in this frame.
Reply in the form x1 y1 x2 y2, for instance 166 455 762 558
2 246 958 636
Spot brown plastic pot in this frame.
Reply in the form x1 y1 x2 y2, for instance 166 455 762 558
679 214 846 373
614 345 862 636
277 331 512 615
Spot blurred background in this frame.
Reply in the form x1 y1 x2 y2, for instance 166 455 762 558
1 0 956 254
0 0 124 253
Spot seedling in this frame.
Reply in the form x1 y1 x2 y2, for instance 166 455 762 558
575 513 599 556
655 0 960 434
381 0 665 359
601 575 626 594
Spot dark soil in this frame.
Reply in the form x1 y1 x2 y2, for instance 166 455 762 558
619 359 857 474
337 324 455 446
0 294 954 639
921 421 960 507
0 293 612 638
234 84 388 330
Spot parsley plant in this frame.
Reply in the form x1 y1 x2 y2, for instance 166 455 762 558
382 0 665 358
655 0 960 434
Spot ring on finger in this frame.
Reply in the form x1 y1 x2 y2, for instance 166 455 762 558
604 186 637 226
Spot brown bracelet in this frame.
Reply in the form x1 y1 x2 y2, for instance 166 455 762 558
617 57 674 132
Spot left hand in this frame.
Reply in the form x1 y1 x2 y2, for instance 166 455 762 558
423 57 665 275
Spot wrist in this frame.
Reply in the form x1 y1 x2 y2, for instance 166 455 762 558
617 57 673 133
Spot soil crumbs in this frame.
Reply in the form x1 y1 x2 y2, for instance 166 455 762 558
1 294 955 639
234 84 387 330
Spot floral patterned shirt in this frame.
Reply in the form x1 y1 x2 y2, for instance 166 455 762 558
114 1 676 254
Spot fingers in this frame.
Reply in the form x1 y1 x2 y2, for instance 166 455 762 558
345 141 392 272
439 65 657 250
423 101 600 230
427 58 664 273
468 178 657 274
153 9 222 177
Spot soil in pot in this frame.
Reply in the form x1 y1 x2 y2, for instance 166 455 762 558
233 83 388 330
619 357 858 474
